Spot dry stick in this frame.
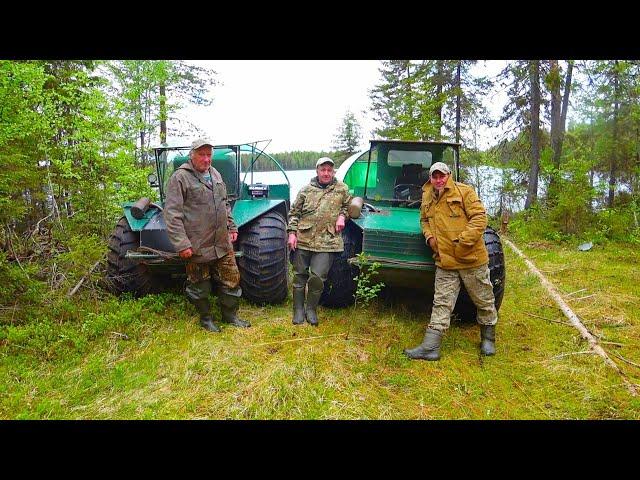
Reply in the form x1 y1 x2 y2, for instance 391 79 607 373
504 238 638 397
524 311 573 326
253 334 371 348
67 259 102 298
572 294 597 302
612 352 640 370
565 288 587 297
5 225 28 279
550 350 594 360
29 212 53 239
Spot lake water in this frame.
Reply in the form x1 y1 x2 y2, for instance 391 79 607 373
246 167 526 216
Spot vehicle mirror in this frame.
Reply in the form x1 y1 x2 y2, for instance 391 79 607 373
148 173 158 186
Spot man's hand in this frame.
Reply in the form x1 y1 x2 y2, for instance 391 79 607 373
229 231 238 243
288 233 297 251
428 237 438 252
179 247 193 259
335 214 346 233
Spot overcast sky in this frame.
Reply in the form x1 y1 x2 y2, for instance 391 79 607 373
175 60 506 153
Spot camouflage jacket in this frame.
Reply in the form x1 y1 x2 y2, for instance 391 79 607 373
164 161 237 263
287 177 352 252
420 175 489 270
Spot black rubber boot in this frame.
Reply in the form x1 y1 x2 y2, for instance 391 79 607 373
219 289 251 328
480 324 496 356
292 287 306 325
200 314 222 332
404 329 443 361
190 298 221 333
186 281 221 333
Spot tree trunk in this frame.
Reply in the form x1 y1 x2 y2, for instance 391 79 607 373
435 60 444 140
455 61 461 144
525 60 541 210
608 61 619 208
548 60 562 204
160 81 167 145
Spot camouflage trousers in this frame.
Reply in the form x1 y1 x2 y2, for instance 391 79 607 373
428 264 497 332
185 251 240 293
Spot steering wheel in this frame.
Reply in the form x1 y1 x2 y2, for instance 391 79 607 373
393 183 423 202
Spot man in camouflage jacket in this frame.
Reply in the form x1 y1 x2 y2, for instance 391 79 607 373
164 138 250 333
404 162 497 360
287 157 352 326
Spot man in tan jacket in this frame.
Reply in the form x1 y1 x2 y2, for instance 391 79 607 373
404 162 497 360
164 138 250 333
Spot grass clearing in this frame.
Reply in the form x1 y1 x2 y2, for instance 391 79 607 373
1 239 639 419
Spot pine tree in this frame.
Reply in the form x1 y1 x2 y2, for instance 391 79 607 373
333 110 362 158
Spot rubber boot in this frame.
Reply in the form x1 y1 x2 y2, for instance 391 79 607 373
292 287 306 325
480 324 496 356
186 281 221 333
191 298 221 333
404 329 443 361
305 276 324 326
218 288 251 328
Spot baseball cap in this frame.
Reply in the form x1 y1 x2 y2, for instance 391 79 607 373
315 157 335 168
190 138 214 151
429 162 451 176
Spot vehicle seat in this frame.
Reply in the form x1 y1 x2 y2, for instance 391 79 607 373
394 163 425 187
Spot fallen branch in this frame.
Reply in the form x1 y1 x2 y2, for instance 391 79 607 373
572 294 596 302
504 238 638 396
67 259 102 297
524 311 573 326
612 352 640 370
29 213 53 239
253 333 371 348
549 350 594 360
565 288 587 297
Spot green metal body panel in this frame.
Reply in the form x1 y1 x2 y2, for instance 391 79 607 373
231 198 287 229
123 202 159 232
352 207 433 265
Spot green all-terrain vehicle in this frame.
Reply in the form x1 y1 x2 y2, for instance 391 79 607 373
320 139 506 318
106 141 290 304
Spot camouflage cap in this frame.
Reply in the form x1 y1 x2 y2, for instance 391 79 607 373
190 137 214 151
315 157 335 168
429 162 451 176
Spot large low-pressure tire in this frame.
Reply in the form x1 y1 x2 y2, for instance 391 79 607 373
237 210 289 304
106 217 154 296
453 226 506 321
320 222 363 308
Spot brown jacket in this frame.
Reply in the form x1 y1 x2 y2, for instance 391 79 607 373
164 161 237 263
287 177 352 252
420 175 488 270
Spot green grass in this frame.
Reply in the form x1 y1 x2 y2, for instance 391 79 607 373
1 240 639 419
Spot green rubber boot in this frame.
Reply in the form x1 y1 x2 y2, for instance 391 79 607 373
404 329 443 361
292 287 306 325
305 276 323 326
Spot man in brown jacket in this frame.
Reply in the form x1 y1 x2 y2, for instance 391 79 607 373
287 157 352 326
164 138 250 333
404 162 497 360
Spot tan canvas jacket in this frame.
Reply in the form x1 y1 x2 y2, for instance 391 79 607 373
164 161 237 263
420 175 488 270
287 177 352 252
